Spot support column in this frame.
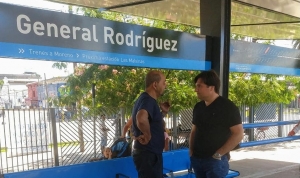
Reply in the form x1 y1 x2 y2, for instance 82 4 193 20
200 0 231 97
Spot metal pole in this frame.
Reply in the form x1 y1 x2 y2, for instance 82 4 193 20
172 113 178 150
50 108 59 166
119 108 125 138
278 104 283 137
7 85 10 109
0 167 3 178
92 84 96 157
219 0 231 98
249 106 255 141
44 73 49 108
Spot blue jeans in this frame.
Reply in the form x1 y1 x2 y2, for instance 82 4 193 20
190 155 229 178
132 149 163 178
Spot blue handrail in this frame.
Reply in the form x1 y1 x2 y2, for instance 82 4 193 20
240 120 300 148
240 135 300 147
243 120 299 129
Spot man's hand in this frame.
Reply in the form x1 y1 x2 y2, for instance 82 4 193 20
136 134 151 145
160 101 171 114
288 130 295 136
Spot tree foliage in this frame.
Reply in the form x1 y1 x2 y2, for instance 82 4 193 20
52 62 68 70
60 65 300 113
59 64 198 114
229 73 299 106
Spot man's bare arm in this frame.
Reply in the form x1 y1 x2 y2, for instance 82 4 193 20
121 117 133 138
136 109 151 145
215 124 244 156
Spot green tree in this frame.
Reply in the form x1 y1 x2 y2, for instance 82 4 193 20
60 64 198 114
52 62 68 70
229 73 299 106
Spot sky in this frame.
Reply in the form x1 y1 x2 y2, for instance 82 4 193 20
0 0 73 79
0 0 68 12
0 58 72 76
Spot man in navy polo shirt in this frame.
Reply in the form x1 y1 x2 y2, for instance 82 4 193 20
131 70 170 178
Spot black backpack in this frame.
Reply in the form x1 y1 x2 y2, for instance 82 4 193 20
110 138 131 159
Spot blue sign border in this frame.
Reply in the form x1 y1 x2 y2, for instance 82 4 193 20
230 63 300 76
0 42 211 70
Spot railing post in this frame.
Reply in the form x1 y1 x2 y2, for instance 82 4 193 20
78 106 85 152
248 106 255 141
92 84 96 157
172 112 178 150
50 108 59 166
278 104 283 137
119 108 125 138
93 110 96 157
0 166 3 178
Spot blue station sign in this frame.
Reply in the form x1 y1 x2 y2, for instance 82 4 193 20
230 40 300 76
0 2 208 71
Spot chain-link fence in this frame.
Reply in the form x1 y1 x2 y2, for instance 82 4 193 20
240 104 300 142
163 109 192 150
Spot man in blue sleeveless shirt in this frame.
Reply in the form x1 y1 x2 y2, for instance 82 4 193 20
131 70 169 178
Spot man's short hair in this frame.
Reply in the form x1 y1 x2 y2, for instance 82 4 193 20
145 71 162 88
194 70 220 93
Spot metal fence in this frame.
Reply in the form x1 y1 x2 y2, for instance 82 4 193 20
56 107 121 166
240 104 300 142
165 109 193 149
0 104 299 174
0 107 122 173
0 109 53 173
166 104 300 147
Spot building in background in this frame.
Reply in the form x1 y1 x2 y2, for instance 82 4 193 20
25 82 39 108
35 77 67 108
0 73 41 109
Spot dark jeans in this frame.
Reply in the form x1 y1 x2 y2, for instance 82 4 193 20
190 155 229 178
132 149 163 178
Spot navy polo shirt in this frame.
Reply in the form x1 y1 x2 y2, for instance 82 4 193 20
132 92 164 154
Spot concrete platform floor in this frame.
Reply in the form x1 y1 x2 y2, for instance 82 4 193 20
230 140 300 178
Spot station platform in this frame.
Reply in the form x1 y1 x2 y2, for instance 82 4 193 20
230 140 300 178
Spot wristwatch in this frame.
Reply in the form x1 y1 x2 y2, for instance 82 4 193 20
212 153 222 160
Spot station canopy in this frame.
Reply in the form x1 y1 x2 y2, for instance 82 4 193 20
46 0 299 40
